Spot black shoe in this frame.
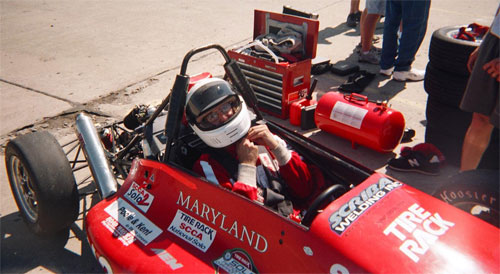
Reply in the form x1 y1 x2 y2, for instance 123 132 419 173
401 128 416 143
354 11 362 22
346 13 358 27
387 151 441 175
339 70 375 93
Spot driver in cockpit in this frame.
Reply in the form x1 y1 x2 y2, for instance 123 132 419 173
185 77 324 217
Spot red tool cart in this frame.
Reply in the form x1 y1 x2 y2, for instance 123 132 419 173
228 10 319 119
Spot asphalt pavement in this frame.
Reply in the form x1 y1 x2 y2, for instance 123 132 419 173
0 0 498 273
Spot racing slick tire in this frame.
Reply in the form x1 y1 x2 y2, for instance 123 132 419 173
5 131 79 236
424 62 470 108
434 169 499 228
428 25 480 77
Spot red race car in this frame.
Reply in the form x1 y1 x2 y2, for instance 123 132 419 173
5 45 499 273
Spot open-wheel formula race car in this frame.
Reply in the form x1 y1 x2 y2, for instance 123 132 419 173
5 45 499 273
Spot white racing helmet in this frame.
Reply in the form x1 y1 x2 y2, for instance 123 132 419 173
185 78 251 148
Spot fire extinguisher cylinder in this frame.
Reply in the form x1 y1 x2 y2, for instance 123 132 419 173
315 92 405 152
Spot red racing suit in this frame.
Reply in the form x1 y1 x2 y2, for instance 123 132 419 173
192 136 324 204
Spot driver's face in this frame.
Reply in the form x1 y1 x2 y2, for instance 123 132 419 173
197 100 236 127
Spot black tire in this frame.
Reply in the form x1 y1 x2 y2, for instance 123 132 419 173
425 95 472 142
425 125 465 167
424 62 470 107
425 96 499 168
434 169 499 228
428 25 480 76
5 131 79 236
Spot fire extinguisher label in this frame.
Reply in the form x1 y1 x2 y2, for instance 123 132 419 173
330 102 368 129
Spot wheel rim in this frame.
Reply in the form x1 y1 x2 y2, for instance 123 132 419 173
9 156 38 222
447 28 483 44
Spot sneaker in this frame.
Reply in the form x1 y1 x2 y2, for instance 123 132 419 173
401 128 416 143
355 43 382 54
387 151 440 175
369 45 382 54
346 13 358 27
380 67 394 76
359 50 380 65
354 11 362 22
393 69 426 82
355 43 362 53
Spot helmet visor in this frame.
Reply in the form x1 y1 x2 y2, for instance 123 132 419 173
195 95 242 131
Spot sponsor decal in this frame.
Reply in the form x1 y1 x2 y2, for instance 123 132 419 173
176 191 268 253
168 209 216 252
124 181 155 213
213 249 259 274
384 203 455 263
329 178 402 235
151 248 183 270
104 198 162 246
101 216 136 246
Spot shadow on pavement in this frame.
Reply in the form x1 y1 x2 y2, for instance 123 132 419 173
0 211 103 273
318 23 358 44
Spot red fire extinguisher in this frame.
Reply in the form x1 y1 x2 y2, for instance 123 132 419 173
315 92 405 152
289 79 318 126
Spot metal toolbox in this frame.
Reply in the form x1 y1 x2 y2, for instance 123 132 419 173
228 10 319 119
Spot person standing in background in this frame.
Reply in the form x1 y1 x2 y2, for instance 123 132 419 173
459 6 500 171
379 0 431 81
358 0 386 64
346 0 362 28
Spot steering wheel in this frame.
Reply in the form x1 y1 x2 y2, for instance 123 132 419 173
301 184 346 227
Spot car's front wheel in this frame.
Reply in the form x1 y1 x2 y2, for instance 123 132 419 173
5 131 79 235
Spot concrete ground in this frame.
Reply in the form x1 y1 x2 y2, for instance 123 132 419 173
0 0 498 272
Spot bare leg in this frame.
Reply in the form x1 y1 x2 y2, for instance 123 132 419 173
359 9 367 45
361 12 381 52
460 112 494 171
350 0 360 14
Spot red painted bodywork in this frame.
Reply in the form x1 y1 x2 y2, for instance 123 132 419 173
86 158 499 273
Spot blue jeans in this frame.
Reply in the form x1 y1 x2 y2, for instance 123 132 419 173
380 0 431 71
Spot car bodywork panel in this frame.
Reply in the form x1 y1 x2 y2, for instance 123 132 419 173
86 158 499 273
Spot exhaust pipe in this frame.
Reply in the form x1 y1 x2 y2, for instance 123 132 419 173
76 113 118 198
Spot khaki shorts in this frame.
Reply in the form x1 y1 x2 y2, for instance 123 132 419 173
366 0 386 15
460 33 499 127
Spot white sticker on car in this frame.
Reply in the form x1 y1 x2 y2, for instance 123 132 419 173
124 181 155 213
151 248 183 270
104 198 162 246
384 203 455 263
101 216 136 246
213 249 257 274
168 209 216 252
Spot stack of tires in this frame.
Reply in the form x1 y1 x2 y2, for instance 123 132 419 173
424 26 499 169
